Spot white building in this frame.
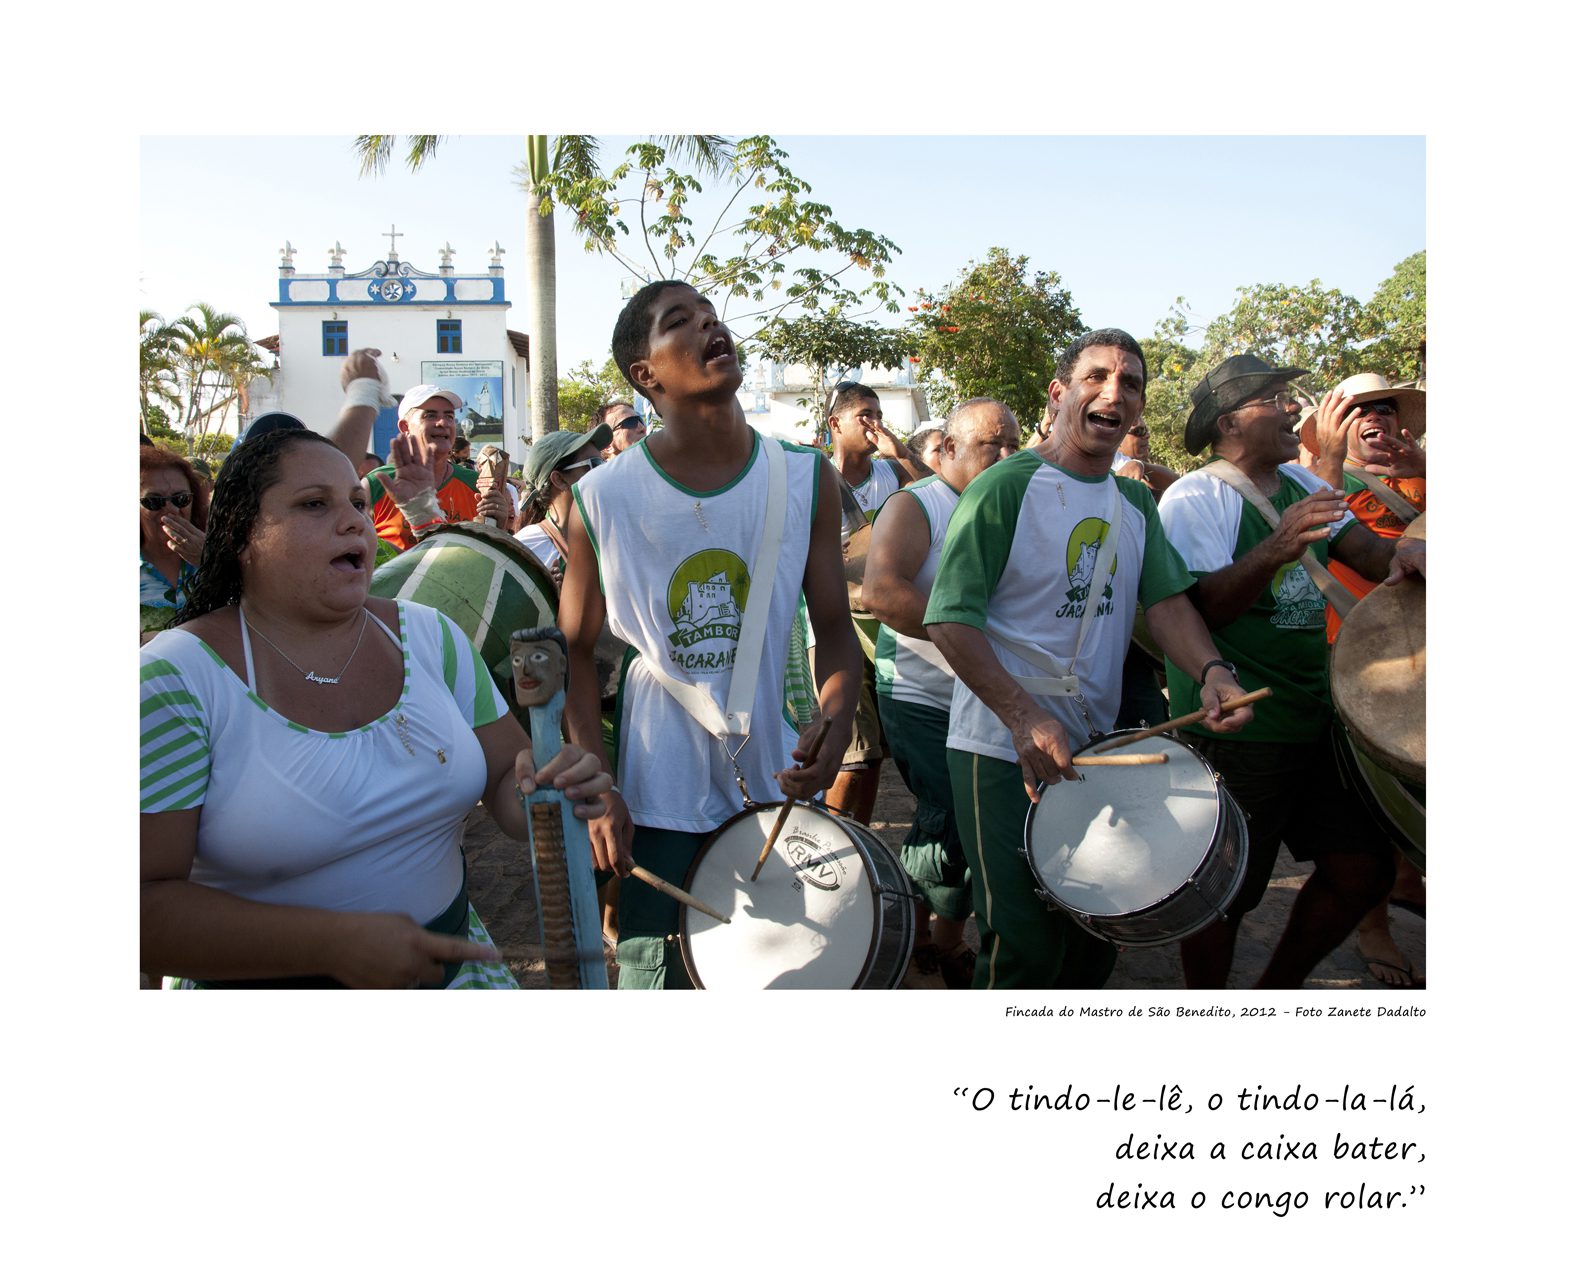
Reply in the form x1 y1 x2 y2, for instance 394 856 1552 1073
744 358 931 446
244 232 531 460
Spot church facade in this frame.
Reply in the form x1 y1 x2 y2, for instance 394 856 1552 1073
244 232 531 460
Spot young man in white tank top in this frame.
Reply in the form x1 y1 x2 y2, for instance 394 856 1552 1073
861 398 1020 987
821 382 931 826
556 281 863 988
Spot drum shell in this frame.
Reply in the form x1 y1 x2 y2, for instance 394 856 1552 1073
678 805 917 990
370 522 558 723
1023 731 1249 948
1333 725 1425 873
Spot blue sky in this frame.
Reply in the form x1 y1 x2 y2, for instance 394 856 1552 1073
140 135 1424 373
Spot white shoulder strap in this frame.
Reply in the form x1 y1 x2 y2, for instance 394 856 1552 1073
637 434 788 741
1205 459 1360 619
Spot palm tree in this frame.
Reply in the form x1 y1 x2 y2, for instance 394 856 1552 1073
168 303 261 446
139 310 183 435
354 134 732 437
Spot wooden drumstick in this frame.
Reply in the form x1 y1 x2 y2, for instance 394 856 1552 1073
1070 752 1169 766
751 717 833 881
1099 687 1274 751
628 865 731 924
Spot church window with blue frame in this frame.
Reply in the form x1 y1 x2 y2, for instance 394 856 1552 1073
437 319 462 354
322 320 347 356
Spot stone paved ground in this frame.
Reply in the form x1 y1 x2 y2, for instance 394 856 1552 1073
465 768 1424 992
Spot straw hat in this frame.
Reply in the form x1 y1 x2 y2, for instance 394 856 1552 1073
1299 372 1425 457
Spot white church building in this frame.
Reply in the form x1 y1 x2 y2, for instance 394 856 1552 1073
243 230 531 460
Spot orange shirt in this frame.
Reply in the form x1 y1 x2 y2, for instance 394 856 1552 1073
364 465 480 552
1326 473 1425 643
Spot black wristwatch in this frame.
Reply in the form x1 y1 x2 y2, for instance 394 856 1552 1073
1200 658 1238 685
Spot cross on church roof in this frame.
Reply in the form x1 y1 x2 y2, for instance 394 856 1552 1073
383 225 403 259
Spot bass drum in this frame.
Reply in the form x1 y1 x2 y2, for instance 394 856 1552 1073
679 805 917 989
1330 574 1425 870
1024 731 1249 947
370 522 557 723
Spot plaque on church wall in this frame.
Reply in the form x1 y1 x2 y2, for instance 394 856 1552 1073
422 360 505 442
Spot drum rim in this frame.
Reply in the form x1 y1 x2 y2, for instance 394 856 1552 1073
1022 729 1226 920
677 802 897 990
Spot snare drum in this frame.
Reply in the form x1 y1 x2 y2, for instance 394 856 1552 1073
1024 732 1249 947
679 805 917 989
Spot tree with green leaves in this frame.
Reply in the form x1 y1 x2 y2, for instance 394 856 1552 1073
545 135 902 341
166 303 266 453
1139 253 1426 471
355 134 733 437
556 356 640 435
751 309 914 443
1359 250 1426 383
140 310 183 436
906 247 1082 427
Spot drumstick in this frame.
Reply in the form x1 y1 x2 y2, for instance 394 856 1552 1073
751 717 834 882
1099 688 1274 751
629 865 731 924
1070 752 1169 766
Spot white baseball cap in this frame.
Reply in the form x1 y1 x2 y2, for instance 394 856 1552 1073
397 384 464 421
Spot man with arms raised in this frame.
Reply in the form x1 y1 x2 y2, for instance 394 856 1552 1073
556 282 862 988
1299 371 1428 987
925 330 1253 989
1160 355 1425 988
862 398 1019 987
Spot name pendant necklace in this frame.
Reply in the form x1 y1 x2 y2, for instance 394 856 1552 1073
245 609 371 686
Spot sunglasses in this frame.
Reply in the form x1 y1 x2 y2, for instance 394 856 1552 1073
141 492 194 511
1124 424 1149 437
1359 400 1397 416
561 456 604 474
610 417 646 433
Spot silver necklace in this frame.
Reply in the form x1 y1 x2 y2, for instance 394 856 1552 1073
245 608 371 686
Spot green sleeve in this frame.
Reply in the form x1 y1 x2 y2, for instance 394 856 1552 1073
923 452 1036 629
1118 476 1196 608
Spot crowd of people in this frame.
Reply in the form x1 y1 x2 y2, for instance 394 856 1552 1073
139 282 1426 990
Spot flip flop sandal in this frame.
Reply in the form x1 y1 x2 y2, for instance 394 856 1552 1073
1356 943 1426 989
1390 896 1426 920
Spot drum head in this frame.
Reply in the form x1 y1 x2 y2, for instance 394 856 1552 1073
1331 577 1425 783
682 807 880 989
1026 736 1222 917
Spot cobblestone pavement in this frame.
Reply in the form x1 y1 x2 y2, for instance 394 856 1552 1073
466 769 1424 992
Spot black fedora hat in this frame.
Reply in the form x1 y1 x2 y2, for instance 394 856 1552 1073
1185 354 1308 455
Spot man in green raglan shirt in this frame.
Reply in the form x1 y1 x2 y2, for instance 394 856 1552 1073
1158 354 1426 989
925 330 1254 990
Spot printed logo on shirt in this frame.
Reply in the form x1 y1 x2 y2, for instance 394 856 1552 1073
666 549 751 672
1055 517 1119 620
1268 562 1325 629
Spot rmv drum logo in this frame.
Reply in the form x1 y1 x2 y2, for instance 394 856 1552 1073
782 827 844 892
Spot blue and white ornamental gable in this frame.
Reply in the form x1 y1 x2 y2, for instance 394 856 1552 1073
246 229 531 461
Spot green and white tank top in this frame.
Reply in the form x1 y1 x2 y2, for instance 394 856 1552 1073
874 475 960 712
573 432 822 831
840 456 902 541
